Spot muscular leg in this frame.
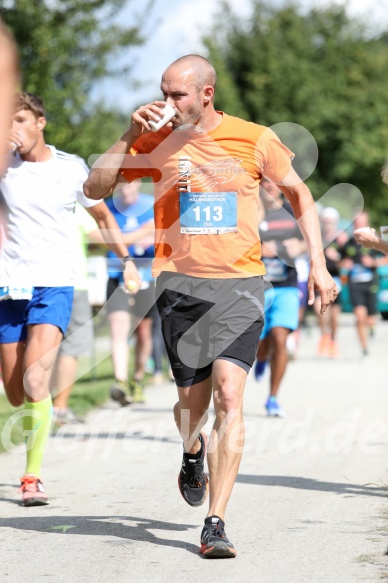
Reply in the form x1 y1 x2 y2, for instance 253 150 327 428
173 359 248 520
23 324 63 402
330 303 341 340
314 296 327 336
256 335 270 361
207 359 247 520
22 324 62 477
354 305 368 351
367 313 376 335
268 327 290 398
0 341 25 406
133 316 153 381
1 316 62 404
1 324 61 480
51 354 78 409
108 310 130 382
173 375 212 454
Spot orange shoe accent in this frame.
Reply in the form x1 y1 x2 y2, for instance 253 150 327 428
200 542 237 558
329 340 339 358
19 474 49 506
317 334 331 356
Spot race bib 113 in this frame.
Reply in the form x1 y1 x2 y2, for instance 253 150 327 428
180 192 237 235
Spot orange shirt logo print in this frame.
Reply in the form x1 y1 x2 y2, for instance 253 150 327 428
191 158 245 190
177 155 192 193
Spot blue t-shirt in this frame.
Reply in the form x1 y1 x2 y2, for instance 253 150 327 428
106 193 154 282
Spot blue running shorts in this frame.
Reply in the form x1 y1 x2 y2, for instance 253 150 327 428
0 286 74 343
261 286 300 339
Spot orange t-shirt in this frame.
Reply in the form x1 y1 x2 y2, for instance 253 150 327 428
120 112 294 278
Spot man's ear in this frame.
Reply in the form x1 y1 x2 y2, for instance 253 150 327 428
37 116 46 132
203 85 214 104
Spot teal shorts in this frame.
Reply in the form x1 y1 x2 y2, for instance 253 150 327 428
261 286 300 339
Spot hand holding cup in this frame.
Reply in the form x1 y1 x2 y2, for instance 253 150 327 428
148 104 176 132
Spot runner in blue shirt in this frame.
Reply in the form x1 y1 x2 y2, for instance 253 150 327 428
106 179 157 404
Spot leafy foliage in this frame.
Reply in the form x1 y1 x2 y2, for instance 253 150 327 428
0 0 152 158
204 1 388 223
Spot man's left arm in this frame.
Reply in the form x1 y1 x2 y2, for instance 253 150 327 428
87 201 141 293
277 169 338 313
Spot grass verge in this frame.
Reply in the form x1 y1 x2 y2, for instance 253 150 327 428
0 355 115 454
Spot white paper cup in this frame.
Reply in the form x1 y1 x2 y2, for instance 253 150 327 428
353 227 371 234
148 104 176 132
380 226 388 241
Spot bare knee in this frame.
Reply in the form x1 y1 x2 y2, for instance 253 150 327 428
270 328 289 351
354 306 367 323
213 381 242 414
136 320 152 344
23 366 47 401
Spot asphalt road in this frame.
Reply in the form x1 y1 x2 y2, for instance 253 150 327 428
0 313 387 582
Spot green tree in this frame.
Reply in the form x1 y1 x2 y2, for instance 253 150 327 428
0 0 153 159
203 1 388 223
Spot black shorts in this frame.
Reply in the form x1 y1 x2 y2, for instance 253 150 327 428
106 278 158 319
348 281 378 315
156 272 264 387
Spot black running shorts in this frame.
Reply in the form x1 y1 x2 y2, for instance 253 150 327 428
348 281 378 315
106 277 158 319
156 272 264 387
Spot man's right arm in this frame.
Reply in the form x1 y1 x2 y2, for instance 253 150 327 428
83 100 170 200
83 127 140 200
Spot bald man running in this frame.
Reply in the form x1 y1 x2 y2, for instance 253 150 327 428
84 54 337 558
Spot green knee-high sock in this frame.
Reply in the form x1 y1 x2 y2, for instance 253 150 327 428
23 395 53 477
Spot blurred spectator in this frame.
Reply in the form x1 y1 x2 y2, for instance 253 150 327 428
287 249 310 359
339 211 385 361
354 159 388 255
354 228 388 255
51 204 98 425
0 20 18 176
105 179 159 405
255 178 306 417
314 207 347 358
52 201 134 424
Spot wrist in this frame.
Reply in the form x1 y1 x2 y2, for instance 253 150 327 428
310 256 327 268
122 126 140 144
121 255 133 267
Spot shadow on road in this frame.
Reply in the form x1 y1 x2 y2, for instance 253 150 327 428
236 474 388 497
0 514 200 554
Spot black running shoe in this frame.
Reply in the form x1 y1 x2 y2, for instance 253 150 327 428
200 516 237 558
178 432 208 507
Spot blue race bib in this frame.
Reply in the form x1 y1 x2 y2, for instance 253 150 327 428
180 192 237 234
348 264 373 283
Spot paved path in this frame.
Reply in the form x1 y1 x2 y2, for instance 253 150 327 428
0 314 387 582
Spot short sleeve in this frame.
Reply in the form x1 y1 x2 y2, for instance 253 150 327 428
75 203 98 235
255 128 294 184
76 158 102 208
